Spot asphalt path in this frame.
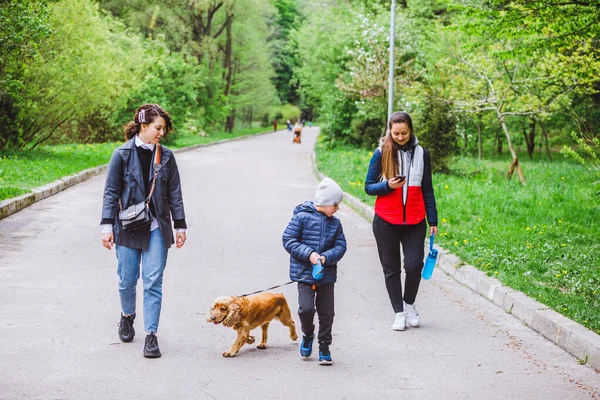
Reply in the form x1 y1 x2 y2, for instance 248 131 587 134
1 128 599 399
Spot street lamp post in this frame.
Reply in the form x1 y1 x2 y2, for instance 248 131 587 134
387 0 396 125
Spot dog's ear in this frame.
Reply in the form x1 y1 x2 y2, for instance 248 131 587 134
222 296 242 327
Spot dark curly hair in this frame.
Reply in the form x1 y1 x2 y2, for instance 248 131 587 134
123 104 173 141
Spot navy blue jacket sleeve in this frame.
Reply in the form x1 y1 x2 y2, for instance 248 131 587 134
282 214 315 262
421 148 438 226
364 148 394 196
166 154 186 227
321 224 347 266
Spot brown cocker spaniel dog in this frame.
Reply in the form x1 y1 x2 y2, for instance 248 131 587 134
207 292 298 357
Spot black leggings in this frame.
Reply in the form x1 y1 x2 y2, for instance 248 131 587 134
372 215 426 313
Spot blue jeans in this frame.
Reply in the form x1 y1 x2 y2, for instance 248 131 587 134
116 229 168 333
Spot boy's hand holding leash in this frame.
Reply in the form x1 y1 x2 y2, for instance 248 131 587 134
309 252 326 265
310 253 326 282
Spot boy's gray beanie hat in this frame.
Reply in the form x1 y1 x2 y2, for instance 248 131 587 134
314 177 343 206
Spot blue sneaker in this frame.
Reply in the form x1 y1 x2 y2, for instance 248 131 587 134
318 349 333 366
300 334 313 357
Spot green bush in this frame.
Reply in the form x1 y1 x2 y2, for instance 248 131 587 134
280 103 301 122
350 118 385 148
417 90 458 173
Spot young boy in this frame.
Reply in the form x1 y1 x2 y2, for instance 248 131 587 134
282 177 347 365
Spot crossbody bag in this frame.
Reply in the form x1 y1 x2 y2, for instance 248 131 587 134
118 144 161 231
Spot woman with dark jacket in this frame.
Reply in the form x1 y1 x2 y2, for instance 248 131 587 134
101 104 187 358
364 111 438 332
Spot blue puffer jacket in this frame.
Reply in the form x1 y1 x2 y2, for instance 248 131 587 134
282 201 347 284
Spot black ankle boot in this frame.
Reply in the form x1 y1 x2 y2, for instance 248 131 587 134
143 333 161 358
118 313 135 343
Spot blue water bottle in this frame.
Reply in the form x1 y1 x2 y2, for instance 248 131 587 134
422 234 438 280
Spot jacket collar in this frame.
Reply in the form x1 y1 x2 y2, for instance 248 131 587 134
118 138 171 188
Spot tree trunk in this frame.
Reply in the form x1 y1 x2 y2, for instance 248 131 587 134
496 129 503 155
191 2 224 63
540 121 553 161
496 109 526 185
223 9 234 133
522 116 536 159
226 113 235 133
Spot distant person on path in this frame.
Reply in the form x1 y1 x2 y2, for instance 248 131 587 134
273 119 278 132
308 121 313 128
286 119 292 131
282 178 347 365
293 121 302 144
364 111 438 331
100 104 187 358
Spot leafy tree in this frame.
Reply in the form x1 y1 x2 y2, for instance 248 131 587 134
1 0 146 149
418 88 457 173
293 1 357 141
227 1 280 130
436 0 600 184
444 0 600 175
0 0 54 150
100 0 280 133
561 111 600 192
270 0 302 104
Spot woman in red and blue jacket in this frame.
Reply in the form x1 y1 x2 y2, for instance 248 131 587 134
364 111 438 332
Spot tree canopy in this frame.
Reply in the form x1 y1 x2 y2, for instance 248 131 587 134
1 0 598 180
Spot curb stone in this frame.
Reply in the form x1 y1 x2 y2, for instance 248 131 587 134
0 131 276 221
311 149 600 372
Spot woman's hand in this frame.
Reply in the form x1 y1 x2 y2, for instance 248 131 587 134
388 176 407 189
102 233 114 250
176 231 187 248
430 226 438 236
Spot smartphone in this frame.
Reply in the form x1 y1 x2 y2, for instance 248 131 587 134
395 175 406 182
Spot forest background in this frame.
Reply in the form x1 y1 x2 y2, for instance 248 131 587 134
0 0 599 339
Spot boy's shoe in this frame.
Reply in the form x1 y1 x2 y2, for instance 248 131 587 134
300 334 314 357
392 312 407 331
118 313 135 342
143 333 161 358
318 348 333 366
404 302 420 327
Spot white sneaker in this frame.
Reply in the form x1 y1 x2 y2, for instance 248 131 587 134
392 312 407 331
404 302 420 327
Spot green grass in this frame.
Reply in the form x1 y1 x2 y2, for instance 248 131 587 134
0 127 269 201
315 139 600 334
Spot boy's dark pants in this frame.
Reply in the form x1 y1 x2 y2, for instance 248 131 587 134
298 282 334 349
372 215 426 313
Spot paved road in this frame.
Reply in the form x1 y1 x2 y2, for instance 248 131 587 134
1 128 599 399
